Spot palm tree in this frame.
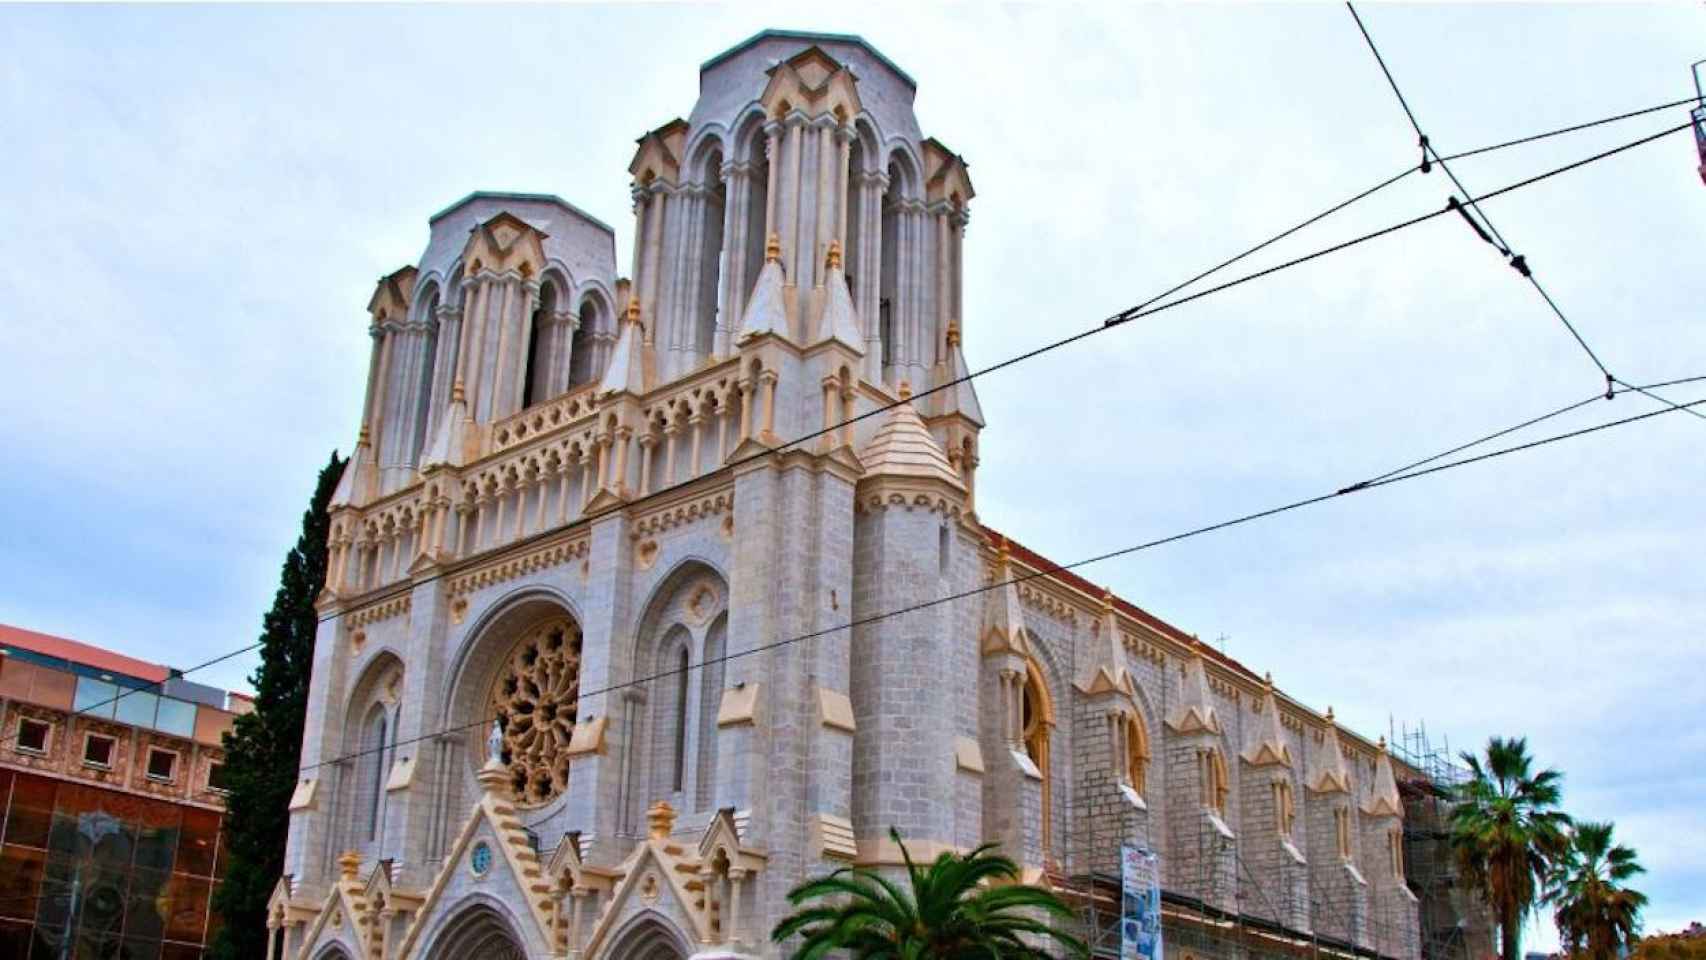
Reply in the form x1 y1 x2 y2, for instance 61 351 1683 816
772 828 1088 960
1549 821 1647 960
1450 736 1572 960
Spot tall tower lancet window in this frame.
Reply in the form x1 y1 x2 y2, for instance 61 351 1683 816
523 281 555 408
697 148 726 358
740 125 771 314
363 705 388 842
410 288 441 464
879 158 904 377
569 298 598 389
843 137 865 300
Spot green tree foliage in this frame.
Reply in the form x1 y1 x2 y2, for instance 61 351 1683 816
1631 930 1706 960
771 827 1088 960
1451 736 1572 960
1548 820 1647 960
209 451 345 960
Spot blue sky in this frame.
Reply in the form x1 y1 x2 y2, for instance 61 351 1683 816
1 3 1701 944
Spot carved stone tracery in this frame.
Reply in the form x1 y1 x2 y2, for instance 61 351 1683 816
487 617 584 806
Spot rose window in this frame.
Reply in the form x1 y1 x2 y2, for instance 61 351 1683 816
486 617 583 807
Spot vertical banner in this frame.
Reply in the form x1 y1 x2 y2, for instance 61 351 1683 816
1120 844 1163 960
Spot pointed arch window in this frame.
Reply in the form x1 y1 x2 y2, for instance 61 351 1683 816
364 705 389 841
523 281 556 408
1123 713 1149 797
569 298 600 388
1335 806 1353 860
1274 779 1296 838
410 288 441 464
1022 660 1053 853
1199 746 1229 815
673 644 690 792
698 148 726 358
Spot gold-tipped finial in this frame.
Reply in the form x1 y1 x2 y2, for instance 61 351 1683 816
946 322 961 348
1378 735 1387 751
765 232 782 263
1325 706 1336 723
825 239 842 271
357 423 371 446
1100 586 1115 615
1264 671 1274 689
898 380 914 401
646 799 677 840
626 296 641 324
338 850 361 881
995 534 1011 570
451 378 466 404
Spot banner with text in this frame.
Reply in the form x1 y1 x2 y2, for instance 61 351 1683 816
1121 844 1163 960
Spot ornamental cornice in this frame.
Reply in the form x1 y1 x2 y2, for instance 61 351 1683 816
1208 673 1241 706
628 489 734 540
853 474 967 522
348 594 411 628
446 532 590 597
1120 632 1166 666
1017 583 1077 628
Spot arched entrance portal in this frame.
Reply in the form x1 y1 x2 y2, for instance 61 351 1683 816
607 913 691 960
423 903 527 960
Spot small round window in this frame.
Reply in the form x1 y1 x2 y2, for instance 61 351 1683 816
470 841 493 877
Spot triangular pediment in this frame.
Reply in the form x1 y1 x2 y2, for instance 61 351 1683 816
1362 740 1404 818
392 787 555 960
923 138 976 206
1166 652 1221 735
292 861 371 960
759 46 863 121
461 211 547 279
629 119 688 185
580 838 715 958
1308 714 1353 794
366 265 419 323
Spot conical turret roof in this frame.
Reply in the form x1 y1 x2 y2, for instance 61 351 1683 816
859 383 964 488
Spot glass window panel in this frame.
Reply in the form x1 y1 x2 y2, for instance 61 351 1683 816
153 700 196 739
14 719 49 754
0 845 46 921
78 865 129 937
5 777 55 848
162 875 209 943
115 690 160 729
73 679 118 720
27 924 67 960
134 802 181 873
124 936 164 960
124 867 169 942
174 811 218 878
211 822 227 880
35 853 79 930
203 885 223 943
0 919 31 960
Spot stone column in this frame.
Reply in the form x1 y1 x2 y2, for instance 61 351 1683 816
836 123 852 252
763 121 782 247
815 118 835 292
785 115 805 283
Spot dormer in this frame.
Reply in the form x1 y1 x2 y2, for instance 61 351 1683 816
629 119 690 187
460 212 547 281
366 266 418 329
759 45 863 121
923 137 975 210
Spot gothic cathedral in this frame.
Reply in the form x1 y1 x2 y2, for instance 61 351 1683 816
271 30 1423 960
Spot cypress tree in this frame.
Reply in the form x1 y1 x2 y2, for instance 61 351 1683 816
210 450 345 960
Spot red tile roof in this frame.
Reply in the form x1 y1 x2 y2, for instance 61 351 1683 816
0 623 171 684
980 525 1266 685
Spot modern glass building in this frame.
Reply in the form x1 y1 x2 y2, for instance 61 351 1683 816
0 624 245 959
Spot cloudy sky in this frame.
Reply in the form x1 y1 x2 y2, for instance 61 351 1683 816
2 2 1701 944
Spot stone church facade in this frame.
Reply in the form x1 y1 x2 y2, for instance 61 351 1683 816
270 30 1422 960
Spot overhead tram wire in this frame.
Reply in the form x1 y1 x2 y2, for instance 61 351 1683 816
4 103 1690 754
296 385 1706 777
1346 2 1625 389
1346 374 1706 490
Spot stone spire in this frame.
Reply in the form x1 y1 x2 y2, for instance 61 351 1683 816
981 535 1031 657
858 383 964 489
329 424 376 507
419 378 469 470
1243 673 1294 767
1363 737 1403 817
815 240 865 353
737 233 790 344
598 296 651 397
1308 708 1353 794
1166 648 1220 734
1076 587 1135 697
930 322 984 427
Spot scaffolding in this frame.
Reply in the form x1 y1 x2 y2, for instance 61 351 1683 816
1060 710 1487 960
1389 721 1494 960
